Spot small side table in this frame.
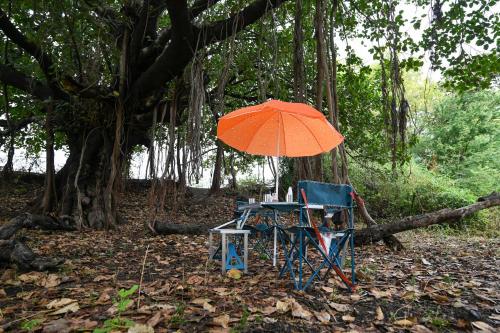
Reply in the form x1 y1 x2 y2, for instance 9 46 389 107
208 228 251 273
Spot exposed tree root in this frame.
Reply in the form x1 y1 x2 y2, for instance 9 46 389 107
0 239 63 270
0 213 72 270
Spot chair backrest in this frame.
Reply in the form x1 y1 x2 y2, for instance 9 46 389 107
297 180 353 208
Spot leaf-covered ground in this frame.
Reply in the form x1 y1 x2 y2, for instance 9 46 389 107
0 179 498 332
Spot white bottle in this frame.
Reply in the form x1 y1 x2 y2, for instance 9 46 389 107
286 186 293 202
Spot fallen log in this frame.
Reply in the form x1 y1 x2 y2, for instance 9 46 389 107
351 193 404 250
0 213 72 270
355 192 499 246
150 193 500 247
148 220 207 235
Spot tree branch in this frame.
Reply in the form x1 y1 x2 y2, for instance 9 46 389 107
0 8 55 84
132 0 289 101
200 0 288 44
0 63 53 100
139 0 222 67
131 0 193 100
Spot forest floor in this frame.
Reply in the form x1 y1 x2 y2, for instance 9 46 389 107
0 176 498 333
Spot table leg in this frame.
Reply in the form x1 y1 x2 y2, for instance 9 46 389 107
208 232 213 259
221 233 227 274
244 233 248 273
273 226 277 267
273 210 279 267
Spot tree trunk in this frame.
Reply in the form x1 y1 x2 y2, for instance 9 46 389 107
53 128 118 230
292 0 313 183
40 102 57 213
210 141 224 193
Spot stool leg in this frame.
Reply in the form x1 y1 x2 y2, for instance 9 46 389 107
244 233 248 273
221 234 227 274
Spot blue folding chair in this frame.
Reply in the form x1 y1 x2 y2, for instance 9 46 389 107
279 180 356 291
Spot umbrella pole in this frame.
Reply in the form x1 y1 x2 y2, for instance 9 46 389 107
275 156 279 199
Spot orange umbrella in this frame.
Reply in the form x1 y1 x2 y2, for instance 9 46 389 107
217 99 343 195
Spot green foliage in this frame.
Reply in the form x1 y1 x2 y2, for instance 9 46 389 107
93 285 138 333
231 306 250 333
169 302 186 326
349 160 497 234
20 319 42 331
414 90 500 195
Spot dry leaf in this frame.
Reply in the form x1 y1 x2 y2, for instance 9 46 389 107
46 298 77 309
428 293 449 303
227 269 242 280
314 311 331 323
203 301 216 313
50 302 80 315
342 314 355 322
43 274 61 288
213 314 230 328
147 311 163 327
186 275 204 285
128 324 154 333
370 289 391 299
471 321 496 332
93 275 114 282
191 298 209 305
421 258 431 265
276 299 291 313
328 302 351 312
411 325 434 333
18 272 44 284
96 288 113 304
321 286 334 293
375 306 384 321
291 301 312 320
394 319 414 327
43 318 96 333
261 306 277 315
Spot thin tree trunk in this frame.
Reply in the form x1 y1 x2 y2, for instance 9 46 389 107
293 0 313 182
104 29 129 228
40 101 57 213
210 141 224 193
1 82 14 178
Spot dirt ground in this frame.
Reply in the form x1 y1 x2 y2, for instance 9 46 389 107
0 177 498 332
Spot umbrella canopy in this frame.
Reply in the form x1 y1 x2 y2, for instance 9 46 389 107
217 99 344 157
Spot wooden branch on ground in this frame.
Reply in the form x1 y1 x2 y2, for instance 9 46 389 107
148 220 207 235
355 192 499 246
149 193 500 249
352 194 404 250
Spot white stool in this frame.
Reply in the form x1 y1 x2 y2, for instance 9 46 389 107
208 229 251 273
